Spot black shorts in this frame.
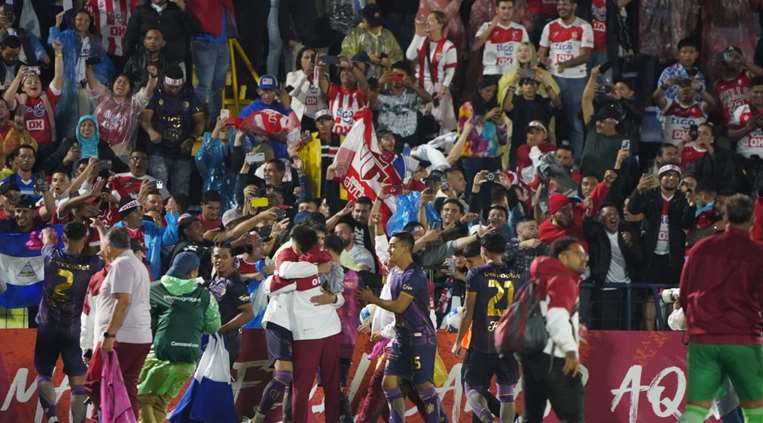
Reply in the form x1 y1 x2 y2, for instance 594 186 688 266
463 349 518 388
264 322 293 364
34 324 86 377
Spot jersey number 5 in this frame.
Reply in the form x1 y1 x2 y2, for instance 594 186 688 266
486 279 514 318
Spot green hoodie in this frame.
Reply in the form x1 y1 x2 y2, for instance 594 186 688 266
138 275 221 397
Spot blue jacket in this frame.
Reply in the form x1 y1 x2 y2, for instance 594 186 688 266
195 131 251 211
116 212 179 279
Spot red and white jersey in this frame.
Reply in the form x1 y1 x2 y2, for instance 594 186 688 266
263 247 343 340
681 143 707 170
85 0 139 57
405 35 458 93
540 17 594 79
731 103 763 158
476 21 529 75
328 84 366 136
714 72 751 127
108 173 160 201
661 99 707 146
591 0 607 52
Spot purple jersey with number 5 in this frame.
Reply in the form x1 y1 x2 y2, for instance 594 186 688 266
387 264 435 343
466 262 519 354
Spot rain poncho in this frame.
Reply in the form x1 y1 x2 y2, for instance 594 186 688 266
195 131 252 211
49 26 114 138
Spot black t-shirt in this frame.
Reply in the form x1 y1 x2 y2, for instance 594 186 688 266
466 262 521 354
146 87 202 157
206 272 249 324
508 95 554 150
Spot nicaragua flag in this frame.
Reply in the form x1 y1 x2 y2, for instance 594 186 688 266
169 334 237 423
0 226 63 308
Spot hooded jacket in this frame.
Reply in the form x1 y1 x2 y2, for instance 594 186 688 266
138 275 221 398
530 256 581 358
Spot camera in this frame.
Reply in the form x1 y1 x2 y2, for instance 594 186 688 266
485 172 497 182
688 123 699 141
661 288 680 304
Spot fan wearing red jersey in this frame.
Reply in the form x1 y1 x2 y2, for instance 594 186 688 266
713 45 763 127
472 0 529 76
318 56 369 137
729 78 763 193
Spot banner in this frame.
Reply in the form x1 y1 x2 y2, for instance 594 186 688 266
0 330 723 423
0 226 64 308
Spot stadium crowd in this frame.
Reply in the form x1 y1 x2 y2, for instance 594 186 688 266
0 0 762 422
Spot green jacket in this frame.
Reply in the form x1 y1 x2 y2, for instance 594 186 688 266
341 25 403 78
137 275 221 397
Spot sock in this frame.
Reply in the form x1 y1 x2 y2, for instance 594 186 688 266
383 387 405 423
744 406 763 423
678 404 710 423
497 384 516 423
465 385 492 423
36 376 58 420
70 385 87 423
417 386 442 423
256 369 292 416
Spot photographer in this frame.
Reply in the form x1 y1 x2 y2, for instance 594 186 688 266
713 45 763 127
653 76 714 147
728 77 763 194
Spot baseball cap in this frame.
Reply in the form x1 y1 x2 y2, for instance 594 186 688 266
222 207 244 228
258 74 278 91
315 109 333 122
16 194 36 209
658 164 682 177
118 197 140 217
527 121 548 134
363 4 384 27
167 252 200 279
547 193 571 215
177 213 199 231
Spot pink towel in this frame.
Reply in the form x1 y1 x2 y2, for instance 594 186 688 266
100 351 136 423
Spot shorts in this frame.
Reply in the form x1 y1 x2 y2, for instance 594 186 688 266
384 334 436 385
34 324 86 377
463 349 519 388
687 343 763 402
265 322 293 364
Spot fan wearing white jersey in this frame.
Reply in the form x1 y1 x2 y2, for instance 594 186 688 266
472 0 529 76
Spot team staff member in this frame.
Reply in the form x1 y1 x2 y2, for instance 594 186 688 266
678 194 763 423
357 232 445 423
453 233 520 423
36 222 103 423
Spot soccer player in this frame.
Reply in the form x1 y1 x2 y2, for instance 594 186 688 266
357 231 444 423
452 233 519 423
35 222 103 423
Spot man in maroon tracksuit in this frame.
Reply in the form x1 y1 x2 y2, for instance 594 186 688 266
678 194 763 423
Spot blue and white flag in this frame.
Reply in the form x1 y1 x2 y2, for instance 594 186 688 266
169 334 237 423
0 226 63 308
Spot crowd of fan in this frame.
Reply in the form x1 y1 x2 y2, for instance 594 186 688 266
2 0 763 422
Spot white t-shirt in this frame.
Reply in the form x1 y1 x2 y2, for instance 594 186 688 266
540 17 594 79
93 250 152 344
476 21 529 75
730 103 763 158
655 196 671 255
605 231 630 284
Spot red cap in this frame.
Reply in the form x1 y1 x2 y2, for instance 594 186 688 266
547 193 571 215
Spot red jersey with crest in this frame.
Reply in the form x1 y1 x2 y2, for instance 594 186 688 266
540 17 594 79
476 21 529 75
17 86 60 145
731 103 763 158
714 72 751 127
85 0 139 57
328 84 366 136
591 0 607 52
661 99 707 146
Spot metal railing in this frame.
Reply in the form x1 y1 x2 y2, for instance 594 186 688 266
579 282 676 330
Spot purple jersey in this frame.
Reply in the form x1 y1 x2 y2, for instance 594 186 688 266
466 262 520 354
388 264 435 342
36 246 103 327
